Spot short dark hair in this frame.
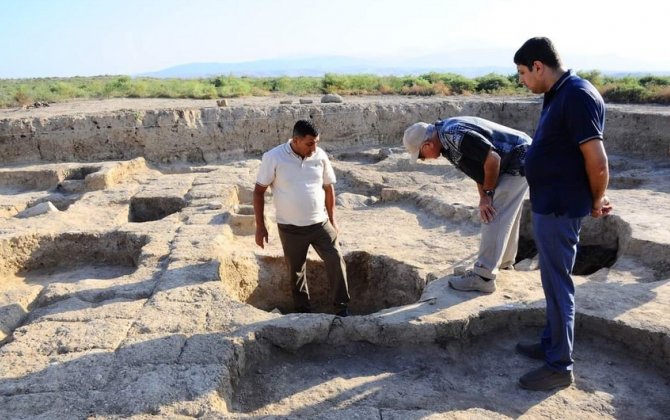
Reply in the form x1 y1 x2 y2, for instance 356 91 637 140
293 119 319 138
514 37 562 69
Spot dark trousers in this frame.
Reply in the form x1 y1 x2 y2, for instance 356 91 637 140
532 212 582 372
277 220 350 311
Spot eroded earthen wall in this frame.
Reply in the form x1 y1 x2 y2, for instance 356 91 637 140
1 99 668 164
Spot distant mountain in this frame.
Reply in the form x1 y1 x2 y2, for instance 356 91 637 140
137 54 516 79
137 50 670 79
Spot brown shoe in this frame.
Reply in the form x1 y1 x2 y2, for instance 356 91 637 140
519 365 573 391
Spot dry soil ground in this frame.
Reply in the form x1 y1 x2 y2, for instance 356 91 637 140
0 97 668 419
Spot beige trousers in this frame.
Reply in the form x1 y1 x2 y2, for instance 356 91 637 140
473 174 529 280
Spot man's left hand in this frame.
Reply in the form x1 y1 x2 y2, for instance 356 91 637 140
591 196 613 218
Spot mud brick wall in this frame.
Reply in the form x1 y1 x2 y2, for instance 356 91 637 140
1 99 668 164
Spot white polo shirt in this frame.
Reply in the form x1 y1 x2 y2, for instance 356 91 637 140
256 139 337 226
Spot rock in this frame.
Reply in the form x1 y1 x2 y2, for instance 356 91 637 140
279 100 293 105
378 148 393 159
216 99 229 107
380 188 402 202
515 256 539 271
299 99 313 104
16 201 59 218
336 192 378 209
321 93 343 103
204 201 223 210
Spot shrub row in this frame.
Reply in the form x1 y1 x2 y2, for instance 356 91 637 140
1 72 669 108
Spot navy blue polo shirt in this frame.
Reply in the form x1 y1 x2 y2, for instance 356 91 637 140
525 70 605 217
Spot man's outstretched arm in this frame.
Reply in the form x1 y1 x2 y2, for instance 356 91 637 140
253 183 269 248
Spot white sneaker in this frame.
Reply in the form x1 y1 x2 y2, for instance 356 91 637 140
449 270 496 293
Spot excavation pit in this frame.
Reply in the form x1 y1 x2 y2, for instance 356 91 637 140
232 328 670 417
219 251 425 315
0 231 147 340
516 210 627 276
128 196 186 222
0 169 61 193
62 166 100 181
0 232 146 277
228 204 264 236
0 165 101 194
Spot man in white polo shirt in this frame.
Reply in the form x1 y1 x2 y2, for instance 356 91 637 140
253 119 350 316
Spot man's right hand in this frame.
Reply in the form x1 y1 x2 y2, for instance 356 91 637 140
479 196 497 224
253 183 270 248
255 225 268 248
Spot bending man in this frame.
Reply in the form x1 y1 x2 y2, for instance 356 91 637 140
403 116 531 293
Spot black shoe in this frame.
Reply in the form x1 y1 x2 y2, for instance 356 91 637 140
519 365 573 391
516 342 545 360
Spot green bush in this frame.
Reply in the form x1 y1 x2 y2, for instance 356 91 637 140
265 76 320 95
214 77 252 97
648 86 670 104
506 73 520 86
475 73 512 93
344 74 381 94
577 70 604 87
14 86 32 106
420 73 476 94
639 76 670 87
322 73 349 93
50 81 77 97
602 84 647 103
128 80 149 98
102 76 133 97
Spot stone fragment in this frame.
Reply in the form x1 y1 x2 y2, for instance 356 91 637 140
336 192 377 208
515 257 539 271
321 93 343 103
16 201 59 218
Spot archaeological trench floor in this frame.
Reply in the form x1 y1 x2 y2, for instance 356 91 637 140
0 147 669 419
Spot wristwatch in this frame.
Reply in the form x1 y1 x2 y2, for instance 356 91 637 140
484 189 495 198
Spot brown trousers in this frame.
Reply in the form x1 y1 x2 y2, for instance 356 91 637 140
277 220 350 311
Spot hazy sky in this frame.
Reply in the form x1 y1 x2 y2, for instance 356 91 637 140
1 0 669 78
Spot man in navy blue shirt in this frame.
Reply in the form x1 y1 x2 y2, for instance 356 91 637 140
404 117 531 293
513 37 613 391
